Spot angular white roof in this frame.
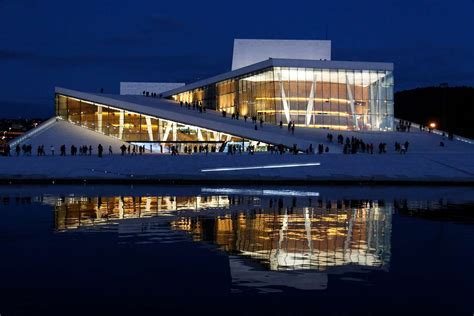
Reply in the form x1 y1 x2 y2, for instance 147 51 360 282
161 58 394 97
55 87 342 150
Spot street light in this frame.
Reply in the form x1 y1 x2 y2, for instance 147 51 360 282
429 122 436 129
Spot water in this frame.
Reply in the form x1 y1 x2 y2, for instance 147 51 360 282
0 185 473 315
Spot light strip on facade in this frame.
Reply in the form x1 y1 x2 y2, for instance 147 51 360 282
306 77 315 125
279 80 291 123
255 97 353 103
201 162 320 172
256 110 351 117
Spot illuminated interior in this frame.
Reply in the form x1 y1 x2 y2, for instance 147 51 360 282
55 94 266 153
172 67 394 131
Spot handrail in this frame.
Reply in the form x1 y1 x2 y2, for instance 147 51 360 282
8 116 61 147
394 118 474 145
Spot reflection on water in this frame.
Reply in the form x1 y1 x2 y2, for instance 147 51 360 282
51 195 230 230
171 201 391 271
47 191 392 274
1 186 473 312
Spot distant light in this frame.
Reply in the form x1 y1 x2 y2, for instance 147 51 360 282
429 122 436 128
201 162 321 172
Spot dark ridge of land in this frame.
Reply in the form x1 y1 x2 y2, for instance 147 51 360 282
395 86 474 138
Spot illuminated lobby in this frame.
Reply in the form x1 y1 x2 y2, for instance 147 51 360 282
55 93 259 153
165 62 394 131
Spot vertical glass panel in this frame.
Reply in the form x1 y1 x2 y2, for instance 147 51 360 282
329 70 339 128
80 100 96 130
57 95 68 119
321 69 331 127
296 68 306 125
273 67 282 125
123 112 141 141
107 107 120 139
67 97 81 125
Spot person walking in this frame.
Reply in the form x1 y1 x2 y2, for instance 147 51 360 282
108 145 113 155
400 144 406 154
50 145 55 156
98 144 103 157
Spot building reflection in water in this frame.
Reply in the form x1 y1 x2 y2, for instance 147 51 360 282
51 193 392 273
171 199 392 272
52 195 230 231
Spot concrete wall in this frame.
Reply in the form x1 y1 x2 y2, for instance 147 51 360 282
120 82 185 95
231 39 331 70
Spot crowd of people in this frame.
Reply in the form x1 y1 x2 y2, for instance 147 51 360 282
394 141 410 154
0 109 430 157
180 101 206 113
142 91 162 98
2 143 110 157
396 120 412 132
328 132 410 155
1 136 412 157
119 144 147 156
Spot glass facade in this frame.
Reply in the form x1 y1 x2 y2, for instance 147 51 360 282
55 94 264 153
172 66 394 131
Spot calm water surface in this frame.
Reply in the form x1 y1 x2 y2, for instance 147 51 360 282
0 185 473 315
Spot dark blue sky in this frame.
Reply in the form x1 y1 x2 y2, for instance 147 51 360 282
1 0 473 118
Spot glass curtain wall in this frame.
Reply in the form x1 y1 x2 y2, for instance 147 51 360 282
172 67 394 131
55 94 254 153
272 68 394 130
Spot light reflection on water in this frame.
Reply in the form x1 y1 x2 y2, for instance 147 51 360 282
1 185 473 312
31 189 467 275
47 191 394 273
171 203 391 272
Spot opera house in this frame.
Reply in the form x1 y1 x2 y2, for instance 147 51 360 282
13 39 394 153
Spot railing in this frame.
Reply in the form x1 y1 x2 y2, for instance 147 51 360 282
394 118 474 145
8 116 61 147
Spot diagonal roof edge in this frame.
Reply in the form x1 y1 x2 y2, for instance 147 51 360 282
161 58 394 97
54 87 312 148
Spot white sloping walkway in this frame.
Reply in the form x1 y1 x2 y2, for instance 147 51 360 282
56 87 474 154
56 88 341 152
12 119 129 151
